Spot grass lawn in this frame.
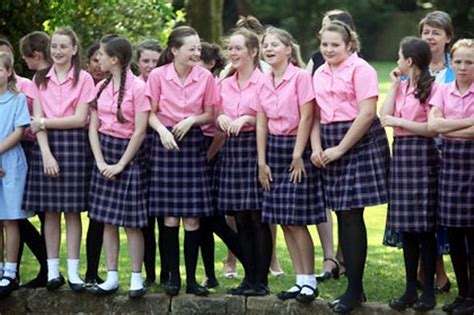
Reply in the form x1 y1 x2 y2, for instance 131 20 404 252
18 62 456 307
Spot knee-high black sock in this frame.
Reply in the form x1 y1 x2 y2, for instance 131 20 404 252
235 212 256 284
142 217 156 282
402 232 420 299
250 211 272 286
210 215 244 262
18 218 47 280
85 219 104 281
419 232 436 302
448 227 469 298
199 217 216 280
466 228 474 299
184 229 201 285
157 217 169 284
336 208 367 306
163 225 180 287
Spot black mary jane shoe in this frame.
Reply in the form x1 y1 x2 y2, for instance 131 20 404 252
202 277 219 289
242 283 269 297
443 296 466 313
186 283 209 296
87 284 119 296
332 292 366 314
296 285 319 303
68 280 86 292
129 288 146 299
412 298 436 312
228 280 252 296
316 258 340 282
163 283 180 296
46 274 65 291
435 279 451 294
0 277 20 298
277 284 301 300
453 298 474 315
388 295 418 311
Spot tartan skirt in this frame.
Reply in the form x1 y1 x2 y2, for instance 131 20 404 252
261 134 326 225
386 136 439 232
321 118 390 211
23 129 92 213
204 135 221 211
217 132 262 213
147 127 213 217
439 139 474 228
88 133 148 228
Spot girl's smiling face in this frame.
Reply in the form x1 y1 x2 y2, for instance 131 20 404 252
320 30 351 68
50 34 77 67
262 33 291 67
172 35 201 68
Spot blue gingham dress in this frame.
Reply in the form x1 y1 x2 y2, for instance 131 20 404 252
23 129 92 213
147 127 213 217
217 132 262 213
88 133 148 228
386 136 439 232
438 139 474 228
262 134 326 225
321 118 390 211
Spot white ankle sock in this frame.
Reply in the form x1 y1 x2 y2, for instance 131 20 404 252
130 272 143 291
98 270 119 291
47 258 60 281
67 259 83 284
300 274 317 295
287 274 304 292
0 262 17 286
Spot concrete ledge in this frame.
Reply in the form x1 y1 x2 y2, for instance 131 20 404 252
0 288 446 314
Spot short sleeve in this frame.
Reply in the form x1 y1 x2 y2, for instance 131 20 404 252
428 83 445 112
133 80 152 113
145 69 161 102
353 63 379 102
77 72 96 105
296 70 315 106
203 73 219 108
14 94 31 128
28 77 40 101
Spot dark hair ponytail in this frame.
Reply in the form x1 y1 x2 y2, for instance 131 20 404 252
157 26 199 67
400 36 435 104
89 74 112 111
116 64 127 123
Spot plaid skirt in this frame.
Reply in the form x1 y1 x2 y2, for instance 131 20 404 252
217 132 262 213
321 119 390 211
147 127 212 217
23 129 92 213
386 136 439 232
204 135 221 211
439 139 474 228
88 133 148 228
262 134 326 225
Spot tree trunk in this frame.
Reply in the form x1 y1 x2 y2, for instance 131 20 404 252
185 0 223 43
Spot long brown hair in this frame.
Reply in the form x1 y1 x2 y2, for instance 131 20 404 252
157 26 199 67
262 27 305 68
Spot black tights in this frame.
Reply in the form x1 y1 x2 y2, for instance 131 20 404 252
200 215 243 281
401 232 436 303
141 217 169 284
336 208 366 306
234 211 272 286
85 219 104 282
17 214 47 282
447 227 474 299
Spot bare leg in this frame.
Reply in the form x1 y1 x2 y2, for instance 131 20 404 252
125 227 144 272
103 224 119 270
224 215 237 277
3 221 20 263
316 209 337 272
270 224 284 275
44 212 61 259
64 213 82 259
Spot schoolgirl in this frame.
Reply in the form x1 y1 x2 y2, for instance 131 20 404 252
312 21 390 313
428 38 474 315
0 52 32 298
381 37 438 312
145 26 218 296
23 27 95 291
255 27 326 303
134 38 168 288
87 35 150 298
216 28 271 296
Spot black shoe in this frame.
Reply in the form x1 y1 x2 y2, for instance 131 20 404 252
332 292 367 313
243 283 269 297
443 296 466 313
277 285 301 300
389 295 418 311
453 298 474 315
202 277 219 289
87 284 119 295
163 283 180 296
0 277 20 298
46 275 65 291
296 285 319 303
186 283 209 296
129 288 145 299
228 280 252 296
22 274 48 288
143 278 156 288
316 258 340 282
412 299 436 312
435 279 451 294
68 280 86 292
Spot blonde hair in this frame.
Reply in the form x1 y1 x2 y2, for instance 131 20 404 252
320 20 361 53
262 27 305 68
0 52 18 94
450 38 474 56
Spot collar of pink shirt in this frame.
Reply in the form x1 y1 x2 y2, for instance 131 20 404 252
165 63 201 87
263 62 299 90
45 65 75 85
447 81 474 97
320 52 359 75
228 67 263 91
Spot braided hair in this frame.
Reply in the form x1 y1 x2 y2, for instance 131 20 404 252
89 35 132 123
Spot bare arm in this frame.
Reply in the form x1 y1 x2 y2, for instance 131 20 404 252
148 99 178 150
0 127 25 155
207 131 226 161
444 125 474 138
31 103 89 132
310 106 325 168
172 106 213 141
428 107 474 134
289 101 314 183
256 112 272 191
88 109 106 170
379 68 401 117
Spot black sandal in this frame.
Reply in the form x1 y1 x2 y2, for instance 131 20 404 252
315 257 340 282
296 284 319 303
277 284 301 300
